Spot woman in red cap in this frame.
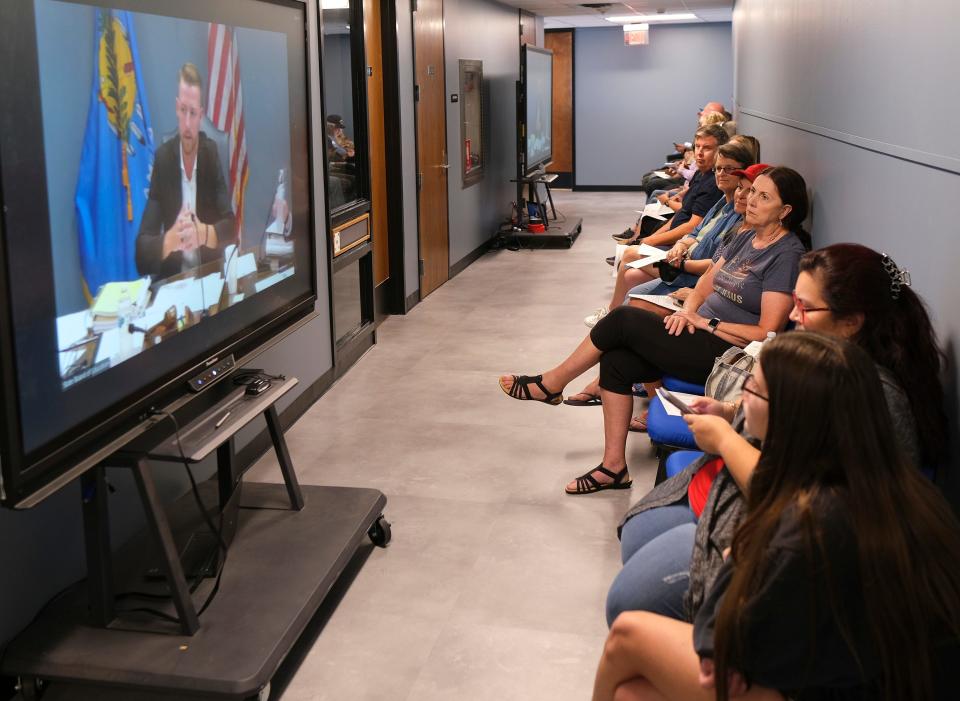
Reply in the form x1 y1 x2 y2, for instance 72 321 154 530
499 166 811 495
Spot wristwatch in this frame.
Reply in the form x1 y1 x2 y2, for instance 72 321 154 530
708 318 721 333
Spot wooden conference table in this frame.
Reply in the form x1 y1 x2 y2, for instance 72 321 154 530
57 250 293 386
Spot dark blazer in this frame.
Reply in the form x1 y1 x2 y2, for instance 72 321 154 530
135 133 236 279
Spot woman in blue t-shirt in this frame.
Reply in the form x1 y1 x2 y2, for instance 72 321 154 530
498 166 810 495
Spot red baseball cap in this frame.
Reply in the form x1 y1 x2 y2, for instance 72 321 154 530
730 163 771 182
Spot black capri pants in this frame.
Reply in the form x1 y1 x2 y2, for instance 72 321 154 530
589 306 733 395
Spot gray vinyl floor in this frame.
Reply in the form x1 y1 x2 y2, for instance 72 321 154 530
247 190 661 701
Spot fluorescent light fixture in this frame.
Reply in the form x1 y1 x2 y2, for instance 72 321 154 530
605 13 698 23
321 0 350 8
623 23 650 31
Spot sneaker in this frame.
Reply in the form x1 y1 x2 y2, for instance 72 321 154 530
584 306 609 328
611 228 636 242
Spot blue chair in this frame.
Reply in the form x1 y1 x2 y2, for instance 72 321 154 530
647 394 701 483
662 376 706 395
665 450 704 479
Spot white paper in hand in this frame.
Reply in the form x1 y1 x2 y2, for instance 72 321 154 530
626 244 668 269
656 390 704 417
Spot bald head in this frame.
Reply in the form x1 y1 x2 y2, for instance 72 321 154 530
701 101 725 115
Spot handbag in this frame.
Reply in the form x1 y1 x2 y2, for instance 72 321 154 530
705 346 755 403
654 259 683 283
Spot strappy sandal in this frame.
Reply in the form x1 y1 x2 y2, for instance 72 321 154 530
565 465 632 495
563 392 602 407
499 374 563 405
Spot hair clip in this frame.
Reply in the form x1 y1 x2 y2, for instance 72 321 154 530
881 254 911 300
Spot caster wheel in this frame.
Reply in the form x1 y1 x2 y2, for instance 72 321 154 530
17 677 45 700
367 515 392 547
245 681 270 701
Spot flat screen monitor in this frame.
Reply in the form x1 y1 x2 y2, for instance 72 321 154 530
0 0 317 507
522 45 552 174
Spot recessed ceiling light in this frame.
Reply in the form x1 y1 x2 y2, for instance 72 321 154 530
605 13 698 23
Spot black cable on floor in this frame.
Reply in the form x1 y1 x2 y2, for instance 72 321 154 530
114 410 231 623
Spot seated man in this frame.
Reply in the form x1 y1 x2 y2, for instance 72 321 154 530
618 124 727 250
639 101 726 196
136 63 235 280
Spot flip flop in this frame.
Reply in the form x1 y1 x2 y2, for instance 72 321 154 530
628 414 648 433
563 392 602 407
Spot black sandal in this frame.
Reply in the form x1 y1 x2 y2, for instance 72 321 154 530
499 374 563 405
565 465 632 495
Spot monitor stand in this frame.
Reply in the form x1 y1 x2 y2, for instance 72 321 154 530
2 376 390 700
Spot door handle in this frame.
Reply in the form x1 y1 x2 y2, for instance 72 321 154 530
438 163 450 169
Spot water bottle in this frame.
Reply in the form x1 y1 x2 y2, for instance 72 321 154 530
744 331 775 359
117 288 135 360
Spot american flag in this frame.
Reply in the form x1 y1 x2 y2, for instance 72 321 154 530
206 24 248 237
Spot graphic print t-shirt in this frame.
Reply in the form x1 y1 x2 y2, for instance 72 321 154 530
698 231 805 325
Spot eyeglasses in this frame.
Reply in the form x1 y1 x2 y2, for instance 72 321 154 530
791 292 831 324
714 165 740 173
742 376 768 402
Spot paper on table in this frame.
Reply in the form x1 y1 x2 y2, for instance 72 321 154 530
56 310 90 350
627 293 681 311
656 390 704 417
94 326 145 366
237 252 258 278
201 272 224 305
149 277 205 321
254 265 294 292
57 310 93 376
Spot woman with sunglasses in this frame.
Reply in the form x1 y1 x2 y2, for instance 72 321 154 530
605 245 943 626
586 143 758 329
594 333 960 701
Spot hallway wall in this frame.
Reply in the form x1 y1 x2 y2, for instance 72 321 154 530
733 0 960 505
444 0 520 265
574 23 733 188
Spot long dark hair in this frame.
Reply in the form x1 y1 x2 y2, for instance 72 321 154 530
800 244 946 465
712 333 960 701
761 166 811 250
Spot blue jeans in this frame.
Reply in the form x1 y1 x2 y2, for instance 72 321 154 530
605 504 696 626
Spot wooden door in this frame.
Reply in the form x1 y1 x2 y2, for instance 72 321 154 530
364 0 389 287
413 0 449 298
545 30 573 180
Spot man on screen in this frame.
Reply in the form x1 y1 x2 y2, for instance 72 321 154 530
136 63 235 279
